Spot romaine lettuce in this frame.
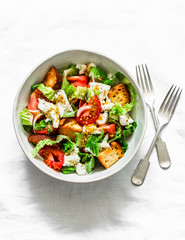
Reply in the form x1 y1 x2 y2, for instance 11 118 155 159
37 83 55 101
89 67 107 81
20 109 33 127
61 166 76 174
58 64 79 77
85 130 104 157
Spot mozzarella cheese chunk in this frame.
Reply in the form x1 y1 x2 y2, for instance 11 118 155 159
38 98 59 128
63 147 80 166
119 114 134 126
82 124 101 135
76 64 87 75
76 163 87 175
89 82 111 101
54 90 73 118
98 134 111 151
96 111 108 125
101 97 115 111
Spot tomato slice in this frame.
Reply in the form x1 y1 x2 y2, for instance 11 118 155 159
28 88 50 113
71 81 88 88
76 95 101 125
39 146 64 170
34 126 58 135
67 76 88 84
98 124 116 136
79 100 87 108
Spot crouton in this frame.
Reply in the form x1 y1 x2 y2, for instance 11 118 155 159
43 66 62 90
98 142 124 169
58 118 82 141
108 84 130 107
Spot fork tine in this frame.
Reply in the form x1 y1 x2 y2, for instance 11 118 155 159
145 64 154 92
167 87 180 114
159 85 175 113
136 66 140 87
138 65 146 93
142 64 150 92
169 88 182 119
163 85 177 113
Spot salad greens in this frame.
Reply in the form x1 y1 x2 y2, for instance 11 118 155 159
89 67 107 81
85 130 104 157
61 166 76 174
78 152 95 173
58 64 79 77
20 109 33 132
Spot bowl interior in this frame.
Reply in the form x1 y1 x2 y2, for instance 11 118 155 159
13 50 146 183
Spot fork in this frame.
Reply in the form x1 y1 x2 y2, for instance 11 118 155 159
131 84 182 186
136 64 171 169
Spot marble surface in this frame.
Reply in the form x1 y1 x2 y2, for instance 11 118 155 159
0 0 185 239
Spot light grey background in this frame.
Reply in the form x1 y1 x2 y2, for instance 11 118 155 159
1 0 185 239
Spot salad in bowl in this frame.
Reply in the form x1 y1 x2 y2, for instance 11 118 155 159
19 63 137 176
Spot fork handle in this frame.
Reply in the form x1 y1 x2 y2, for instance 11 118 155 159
156 138 171 169
131 158 150 186
150 106 171 169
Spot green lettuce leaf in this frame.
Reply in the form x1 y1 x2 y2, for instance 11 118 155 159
78 152 95 174
61 138 76 154
85 130 104 157
20 109 33 126
31 84 41 92
122 122 137 138
58 64 79 77
102 76 117 87
37 83 55 101
61 76 76 96
109 103 124 120
61 166 76 174
31 135 70 157
89 67 107 81
62 111 76 118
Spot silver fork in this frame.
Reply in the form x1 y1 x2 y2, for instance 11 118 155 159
132 84 182 186
136 64 171 169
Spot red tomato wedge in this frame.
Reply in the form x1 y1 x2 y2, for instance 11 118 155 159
76 95 101 125
39 146 64 170
28 89 50 112
71 81 88 88
34 126 58 135
79 100 87 108
67 76 88 84
98 124 116 136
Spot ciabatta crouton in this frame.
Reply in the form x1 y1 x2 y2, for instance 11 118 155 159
108 84 130 107
98 142 124 169
43 66 62 90
58 118 82 141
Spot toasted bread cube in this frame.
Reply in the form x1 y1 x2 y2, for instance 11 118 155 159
43 66 62 90
58 118 82 141
108 84 130 107
98 142 124 169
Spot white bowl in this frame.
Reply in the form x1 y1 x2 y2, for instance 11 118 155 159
13 50 147 183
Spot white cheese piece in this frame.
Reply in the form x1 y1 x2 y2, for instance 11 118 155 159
101 97 115 111
63 147 80 166
76 64 87 75
96 111 108 125
76 163 87 175
82 124 101 135
54 90 73 118
38 98 59 128
119 114 134 126
89 82 111 101
98 134 111 151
